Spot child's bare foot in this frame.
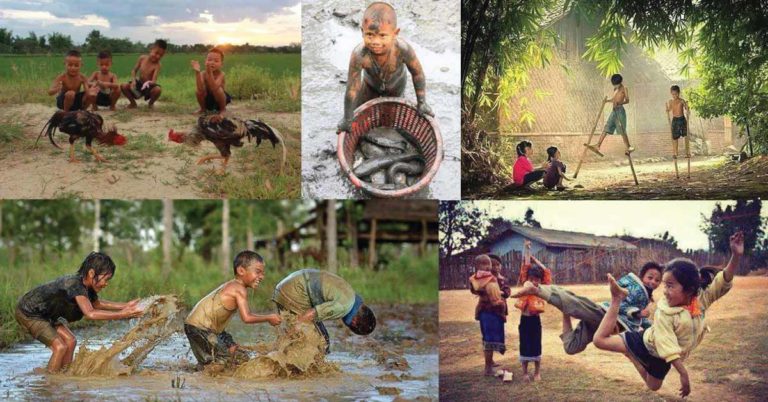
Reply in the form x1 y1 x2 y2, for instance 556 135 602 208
533 373 541 381
484 366 495 376
32 367 47 375
511 281 538 298
608 274 628 300
522 373 531 382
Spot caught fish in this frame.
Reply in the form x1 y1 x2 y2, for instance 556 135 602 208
361 134 407 152
386 161 424 182
360 141 387 158
354 153 423 178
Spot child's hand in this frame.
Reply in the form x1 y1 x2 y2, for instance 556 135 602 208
336 117 352 134
191 60 201 72
679 372 691 397
298 308 317 323
730 231 744 256
524 239 531 249
639 307 650 318
53 81 63 93
267 314 282 326
417 101 434 117
122 304 144 318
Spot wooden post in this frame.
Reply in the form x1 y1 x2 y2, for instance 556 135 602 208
419 219 428 257
93 200 100 252
574 97 608 178
221 199 230 276
326 200 337 273
368 219 377 269
246 203 254 250
162 199 173 277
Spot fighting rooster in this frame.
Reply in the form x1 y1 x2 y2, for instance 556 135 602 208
37 110 126 163
168 114 286 174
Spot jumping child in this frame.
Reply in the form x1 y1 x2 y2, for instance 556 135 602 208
88 50 121 111
468 254 506 375
14 252 145 373
48 50 95 111
184 251 282 368
666 85 691 178
516 240 551 381
512 141 550 188
121 39 166 109
337 2 433 133
593 232 744 397
585 73 633 156
542 146 570 191
191 47 231 122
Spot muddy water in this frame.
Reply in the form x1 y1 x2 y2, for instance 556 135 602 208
301 0 461 199
0 304 437 401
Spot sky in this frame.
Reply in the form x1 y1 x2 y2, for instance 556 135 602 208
0 0 300 46
472 200 767 251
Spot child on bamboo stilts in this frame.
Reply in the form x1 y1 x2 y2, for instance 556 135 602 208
469 254 507 375
593 232 744 397
666 85 691 178
515 240 551 381
585 74 634 157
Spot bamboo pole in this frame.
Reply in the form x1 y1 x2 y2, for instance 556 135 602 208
574 97 608 178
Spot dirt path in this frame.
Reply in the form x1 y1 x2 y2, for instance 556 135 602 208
0 102 300 199
440 277 768 401
482 155 768 200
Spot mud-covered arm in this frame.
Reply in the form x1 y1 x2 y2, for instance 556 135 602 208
338 50 364 133
75 295 143 320
93 298 138 311
233 288 282 325
402 41 433 117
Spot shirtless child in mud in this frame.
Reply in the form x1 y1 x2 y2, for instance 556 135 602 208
337 1 434 133
184 251 282 368
48 50 96 111
14 252 145 373
120 39 166 109
273 269 377 353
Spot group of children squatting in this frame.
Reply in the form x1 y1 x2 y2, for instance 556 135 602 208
469 232 744 397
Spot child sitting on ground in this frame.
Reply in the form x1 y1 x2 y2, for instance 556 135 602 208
14 252 145 373
516 240 551 381
542 146 570 191
512 141 550 189
469 254 506 376
184 251 282 368
121 39 166 109
48 50 95 111
337 1 433 133
593 232 744 397
191 47 231 122
88 50 121 111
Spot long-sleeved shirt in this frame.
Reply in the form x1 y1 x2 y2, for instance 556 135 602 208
643 270 732 362
272 269 357 322
600 272 653 331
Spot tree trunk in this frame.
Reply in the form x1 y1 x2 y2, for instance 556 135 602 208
93 200 100 252
368 219 378 269
346 203 359 269
246 203 254 250
162 199 173 277
326 200 337 273
221 199 230 276
316 202 326 260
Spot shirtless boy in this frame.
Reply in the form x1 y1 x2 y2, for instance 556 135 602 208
121 39 166 109
48 50 95 111
666 85 691 177
88 51 121 111
585 73 633 156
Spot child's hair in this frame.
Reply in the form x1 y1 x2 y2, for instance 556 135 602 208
77 251 116 278
516 140 532 157
610 73 623 85
527 265 545 280
66 49 81 58
208 47 224 62
346 304 376 335
233 250 264 276
363 2 397 28
153 39 168 50
670 85 680 93
97 50 112 60
546 146 558 162
663 258 713 295
488 254 502 264
640 261 663 278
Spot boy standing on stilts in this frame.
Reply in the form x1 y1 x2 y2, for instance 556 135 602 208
585 74 634 157
666 85 691 179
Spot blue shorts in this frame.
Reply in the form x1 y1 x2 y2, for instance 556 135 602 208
604 106 627 135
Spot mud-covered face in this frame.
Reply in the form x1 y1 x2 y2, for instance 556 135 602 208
662 271 689 307
361 19 399 56
85 269 113 293
205 52 223 72
65 56 82 77
149 46 166 63
237 261 265 288
98 58 112 74
642 268 662 290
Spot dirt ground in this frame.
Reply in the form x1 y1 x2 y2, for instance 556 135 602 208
0 102 300 199
481 155 768 200
439 276 768 402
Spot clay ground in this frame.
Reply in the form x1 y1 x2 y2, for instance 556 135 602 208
0 102 300 199
480 155 768 200
440 276 768 402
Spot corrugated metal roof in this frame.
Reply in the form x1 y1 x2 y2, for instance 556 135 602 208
484 224 636 250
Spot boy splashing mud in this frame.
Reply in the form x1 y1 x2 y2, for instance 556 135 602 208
272 269 376 353
14 252 145 373
337 2 434 133
191 47 232 122
184 251 282 368
48 50 96 112
121 39 166 109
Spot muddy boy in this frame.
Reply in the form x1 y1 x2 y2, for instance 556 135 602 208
337 2 433 133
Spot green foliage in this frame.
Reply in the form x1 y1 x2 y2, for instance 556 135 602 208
701 199 763 257
439 201 488 258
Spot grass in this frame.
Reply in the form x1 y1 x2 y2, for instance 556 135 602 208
0 248 437 349
0 53 300 112
0 121 24 144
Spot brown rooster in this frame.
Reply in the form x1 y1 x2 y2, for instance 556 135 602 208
37 110 126 163
168 114 286 174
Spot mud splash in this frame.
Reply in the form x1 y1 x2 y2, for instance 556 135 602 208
232 314 339 379
65 295 182 376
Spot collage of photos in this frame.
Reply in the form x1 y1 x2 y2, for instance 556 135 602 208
0 0 766 401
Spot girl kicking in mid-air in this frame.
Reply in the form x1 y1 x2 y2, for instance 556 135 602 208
592 231 744 397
